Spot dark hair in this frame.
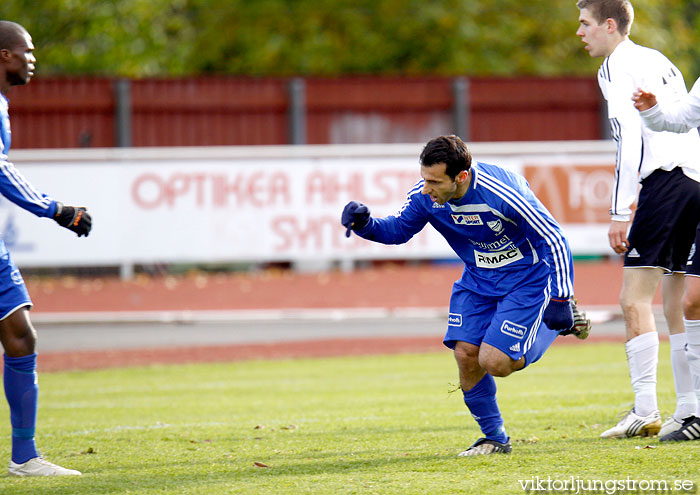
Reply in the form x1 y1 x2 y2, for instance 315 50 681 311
419 135 472 180
576 0 634 36
0 21 28 51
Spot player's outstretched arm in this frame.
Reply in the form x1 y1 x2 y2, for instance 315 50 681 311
53 202 92 237
341 201 370 238
632 88 657 111
633 86 699 133
341 187 429 244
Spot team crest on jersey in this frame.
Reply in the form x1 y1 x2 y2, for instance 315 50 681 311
487 219 504 235
501 320 527 340
10 269 23 285
451 214 483 226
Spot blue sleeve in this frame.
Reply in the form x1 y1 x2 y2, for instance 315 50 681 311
509 193 574 299
0 155 57 218
480 171 574 299
520 202 574 300
0 97 56 218
354 182 429 244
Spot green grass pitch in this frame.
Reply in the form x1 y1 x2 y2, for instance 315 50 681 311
1 342 698 494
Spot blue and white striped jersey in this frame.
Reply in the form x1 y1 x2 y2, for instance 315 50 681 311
354 161 574 299
0 93 56 219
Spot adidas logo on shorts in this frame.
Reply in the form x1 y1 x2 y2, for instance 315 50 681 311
509 342 520 352
628 248 640 258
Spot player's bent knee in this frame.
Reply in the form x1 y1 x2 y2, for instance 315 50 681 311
683 294 700 320
0 309 38 356
619 296 648 314
478 349 515 378
480 361 513 377
453 341 479 364
1 332 37 357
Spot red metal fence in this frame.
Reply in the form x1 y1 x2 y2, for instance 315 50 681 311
5 76 603 149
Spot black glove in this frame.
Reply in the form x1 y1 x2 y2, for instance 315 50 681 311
542 297 574 330
341 201 371 237
54 202 92 237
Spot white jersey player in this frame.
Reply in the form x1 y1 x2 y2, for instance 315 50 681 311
577 0 700 440
633 74 700 442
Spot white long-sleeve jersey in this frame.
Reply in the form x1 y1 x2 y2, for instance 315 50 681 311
598 39 700 221
640 77 700 133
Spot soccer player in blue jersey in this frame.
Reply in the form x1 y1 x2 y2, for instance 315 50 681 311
0 21 91 476
341 135 590 456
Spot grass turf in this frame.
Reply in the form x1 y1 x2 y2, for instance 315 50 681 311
1 342 698 494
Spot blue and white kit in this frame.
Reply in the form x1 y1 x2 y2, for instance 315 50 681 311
354 161 574 362
0 93 58 319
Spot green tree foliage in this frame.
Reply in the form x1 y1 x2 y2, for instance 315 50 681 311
2 0 195 76
3 0 700 81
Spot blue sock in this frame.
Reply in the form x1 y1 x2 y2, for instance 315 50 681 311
522 324 558 368
463 374 508 443
4 353 39 464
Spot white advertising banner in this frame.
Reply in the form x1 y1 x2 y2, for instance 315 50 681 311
5 141 617 267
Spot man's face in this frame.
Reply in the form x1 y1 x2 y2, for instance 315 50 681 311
576 8 612 58
421 162 464 205
4 31 35 86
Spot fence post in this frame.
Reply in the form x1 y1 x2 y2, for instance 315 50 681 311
452 77 470 141
114 79 132 147
288 78 307 145
120 261 134 280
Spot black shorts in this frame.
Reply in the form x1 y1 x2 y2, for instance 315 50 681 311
625 168 700 272
687 227 700 276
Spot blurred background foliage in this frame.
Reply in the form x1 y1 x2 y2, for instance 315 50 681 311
3 0 700 81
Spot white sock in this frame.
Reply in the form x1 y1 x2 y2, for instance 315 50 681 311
683 319 700 406
669 333 697 420
626 332 659 417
